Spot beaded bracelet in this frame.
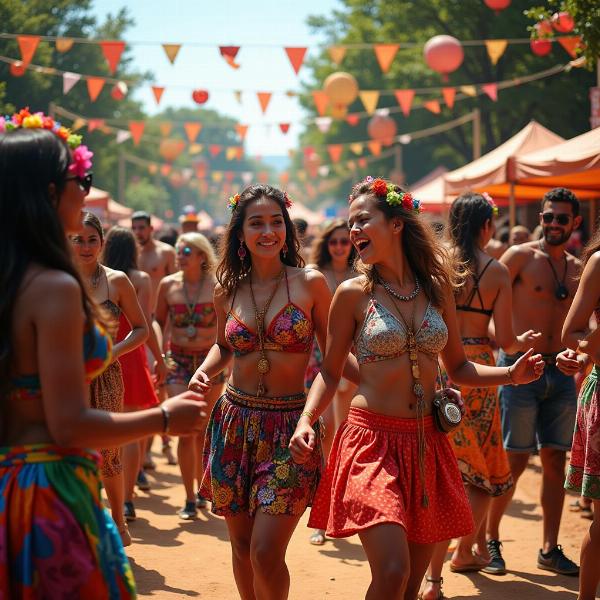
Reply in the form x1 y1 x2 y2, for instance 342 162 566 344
300 409 315 421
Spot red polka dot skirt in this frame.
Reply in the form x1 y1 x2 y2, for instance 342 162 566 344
308 407 474 544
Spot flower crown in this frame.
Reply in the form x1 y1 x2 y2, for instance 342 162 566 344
0 108 93 178
227 190 293 212
361 176 422 213
482 192 499 216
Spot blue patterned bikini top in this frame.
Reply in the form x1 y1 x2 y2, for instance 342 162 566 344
355 297 448 364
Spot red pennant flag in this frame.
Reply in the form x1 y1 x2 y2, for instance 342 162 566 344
327 144 343 163
558 36 582 58
279 123 290 134
160 164 172 176
257 92 272 114
151 86 165 105
220 46 240 69
312 91 329 116
128 121 145 145
100 41 125 74
346 114 360 126
482 83 498 101
10 61 26 77
284 47 307 74
442 88 456 109
394 90 415 117
373 44 399 73
367 141 382 156
235 147 244 160
86 77 105 102
423 100 441 114
87 119 105 133
184 122 203 143
209 145 222 157
235 124 249 140
258 171 269 184
17 35 40 66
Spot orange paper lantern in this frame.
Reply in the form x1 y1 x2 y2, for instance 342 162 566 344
323 72 359 107
367 114 397 146
424 35 464 79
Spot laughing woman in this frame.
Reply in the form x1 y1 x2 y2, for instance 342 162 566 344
289 177 544 600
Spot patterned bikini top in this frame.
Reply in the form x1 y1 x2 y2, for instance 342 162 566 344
169 303 216 329
11 321 113 401
225 269 313 357
355 297 448 364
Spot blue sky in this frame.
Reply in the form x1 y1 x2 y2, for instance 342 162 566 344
91 0 341 158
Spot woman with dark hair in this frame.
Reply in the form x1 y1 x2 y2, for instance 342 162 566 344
305 218 357 545
188 184 356 599
421 191 540 598
289 177 544 600
558 226 600 600
0 111 205 598
102 226 166 522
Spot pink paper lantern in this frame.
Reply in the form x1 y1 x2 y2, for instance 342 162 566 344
424 35 464 80
484 0 511 13
530 39 552 56
552 11 575 33
367 114 397 146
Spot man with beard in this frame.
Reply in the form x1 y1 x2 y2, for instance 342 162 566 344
481 188 582 576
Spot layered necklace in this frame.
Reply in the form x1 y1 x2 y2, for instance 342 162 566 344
249 267 285 397
182 275 204 339
90 263 103 289
539 241 569 300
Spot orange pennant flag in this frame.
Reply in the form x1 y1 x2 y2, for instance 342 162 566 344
373 44 399 73
100 41 125 74
86 77 105 102
558 36 583 58
151 86 165 105
284 47 307 75
394 90 415 117
159 122 172 137
17 35 40 66
87 119 105 132
328 46 346 65
184 122 203 143
482 83 498 101
279 171 290 186
312 91 329 116
235 124 249 140
485 39 508 65
235 147 244 160
257 92 272 114
162 43 181 64
327 144 343 163
442 87 456 109
128 121 145 145
220 46 240 69
423 100 441 114
279 123 290 134
346 114 360 126
368 141 382 156
55 38 74 53
359 91 380 115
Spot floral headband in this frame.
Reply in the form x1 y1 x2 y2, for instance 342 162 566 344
227 190 293 212
482 192 499 216
358 176 422 213
0 108 93 178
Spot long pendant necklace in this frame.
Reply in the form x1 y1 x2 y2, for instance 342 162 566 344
90 263 102 289
249 267 285 396
182 276 204 339
539 241 569 300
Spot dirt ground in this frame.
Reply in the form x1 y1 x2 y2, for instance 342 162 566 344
123 444 591 599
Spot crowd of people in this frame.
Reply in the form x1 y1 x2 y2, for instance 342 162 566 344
1 110 599 600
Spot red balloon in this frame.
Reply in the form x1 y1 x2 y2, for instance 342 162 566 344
484 0 511 12
367 114 397 146
552 11 575 33
10 61 25 77
192 89 209 104
530 39 552 56
424 35 464 78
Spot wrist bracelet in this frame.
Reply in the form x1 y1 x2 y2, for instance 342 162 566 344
160 406 170 433
507 365 517 386
300 409 315 421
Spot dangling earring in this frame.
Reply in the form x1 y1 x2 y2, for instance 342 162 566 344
238 240 247 259
282 242 288 258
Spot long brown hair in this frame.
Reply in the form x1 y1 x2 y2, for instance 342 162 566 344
216 184 304 295
580 222 600 273
349 179 457 308
310 218 356 269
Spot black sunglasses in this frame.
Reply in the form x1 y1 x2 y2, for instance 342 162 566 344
541 212 571 226
66 172 93 195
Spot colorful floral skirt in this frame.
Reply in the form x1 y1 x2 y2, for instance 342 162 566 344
0 444 135 599
565 366 600 499
308 407 474 544
448 339 513 496
201 384 323 517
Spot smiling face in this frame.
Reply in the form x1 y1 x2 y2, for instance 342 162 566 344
240 196 287 259
71 223 103 266
540 200 581 247
327 226 352 264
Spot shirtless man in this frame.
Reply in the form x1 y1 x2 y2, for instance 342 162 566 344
484 188 582 576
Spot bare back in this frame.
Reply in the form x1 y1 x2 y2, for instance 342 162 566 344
138 239 176 306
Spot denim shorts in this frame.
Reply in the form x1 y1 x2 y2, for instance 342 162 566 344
497 351 577 452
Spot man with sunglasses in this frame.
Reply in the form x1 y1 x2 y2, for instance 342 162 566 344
483 188 583 576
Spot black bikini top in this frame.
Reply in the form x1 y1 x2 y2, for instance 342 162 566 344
456 258 494 317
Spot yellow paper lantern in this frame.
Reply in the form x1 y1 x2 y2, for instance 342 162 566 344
323 72 359 107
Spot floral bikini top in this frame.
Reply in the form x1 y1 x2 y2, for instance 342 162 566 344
225 269 313 357
169 303 216 329
355 297 448 364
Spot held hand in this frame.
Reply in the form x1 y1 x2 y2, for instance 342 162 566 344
162 391 207 436
188 369 212 393
517 329 542 349
154 358 168 386
289 420 316 464
556 348 587 375
511 348 545 384
443 387 465 415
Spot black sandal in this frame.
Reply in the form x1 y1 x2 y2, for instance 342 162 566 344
418 576 444 600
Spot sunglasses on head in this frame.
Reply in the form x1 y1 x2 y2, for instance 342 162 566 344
177 246 193 257
541 212 571 225
328 238 351 247
65 172 93 195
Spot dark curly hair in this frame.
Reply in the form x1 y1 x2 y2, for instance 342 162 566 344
542 187 580 217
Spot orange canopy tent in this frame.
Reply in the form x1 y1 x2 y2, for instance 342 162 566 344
409 166 448 213
85 186 133 223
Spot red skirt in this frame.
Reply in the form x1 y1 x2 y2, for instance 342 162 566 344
308 407 474 544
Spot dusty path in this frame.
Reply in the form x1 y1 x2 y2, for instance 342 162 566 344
124 445 590 599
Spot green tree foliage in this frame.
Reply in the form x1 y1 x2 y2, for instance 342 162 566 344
125 177 170 216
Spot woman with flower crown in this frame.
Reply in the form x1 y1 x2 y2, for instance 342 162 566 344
188 184 357 600
289 177 545 600
0 109 206 599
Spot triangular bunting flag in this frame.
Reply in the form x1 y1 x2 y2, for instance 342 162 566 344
220 46 241 69
189 144 203 155
17 35 40 66
55 38 74 53
359 91 380 115
312 91 329 116
257 92 272 114
225 171 235 182
100 41 125 74
328 46 346 65
10 61 26 77
279 171 289 186
128 121 145 145
234 90 242 104
279 123 291 134
184 122 203 143
350 143 363 155
442 87 456 109
162 43 181 64
211 171 223 183
558 36 583 58
373 44 399 73
315 117 333 133
394 90 415 116
367 141 382 156
226 147 238 161
86 77 105 102
346 114 360 126
235 147 244 160
151 86 165 104
235 124 249 140
423 100 441 114
160 164 172 176
257 171 269 184
460 85 477 97
209 145 222 157
159 122 172 137
284 47 307 74
357 157 368 168
327 144 343 163
242 172 253 185
485 39 508 65
482 83 498 101
116 130 131 144
62 72 80 95
72 118 86 131
87 119 105 133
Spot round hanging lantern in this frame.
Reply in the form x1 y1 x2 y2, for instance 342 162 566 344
552 11 575 33
192 89 209 104
159 138 186 162
323 72 359 107
530 39 552 56
303 152 321 179
423 35 464 79
10 61 25 77
483 0 511 13
367 114 397 146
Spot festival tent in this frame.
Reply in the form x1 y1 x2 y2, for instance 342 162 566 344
85 186 133 223
409 166 448 213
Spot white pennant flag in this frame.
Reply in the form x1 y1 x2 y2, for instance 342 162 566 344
115 129 132 144
318 165 330 176
62 72 80 95
315 117 332 133
241 171 253 185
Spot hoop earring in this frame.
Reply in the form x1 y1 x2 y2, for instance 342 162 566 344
282 242 288 258
238 240 247 259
